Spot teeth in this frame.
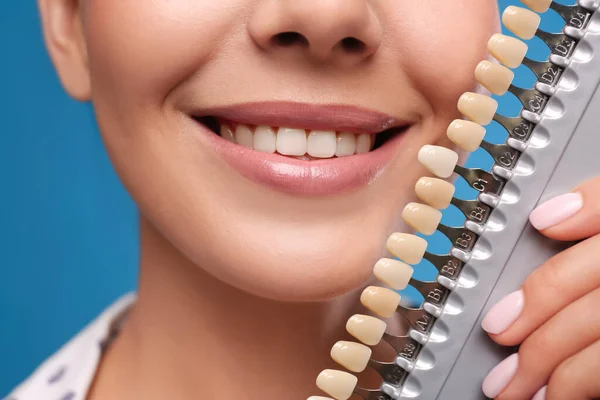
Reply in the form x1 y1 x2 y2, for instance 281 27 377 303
457 92 498 126
475 61 515 96
219 124 377 158
520 0 552 13
316 370 358 400
276 127 307 156
386 233 428 264
253 125 276 153
487 34 528 69
346 314 387 346
355 133 372 154
418 145 459 178
360 286 401 318
307 130 337 158
335 132 357 156
373 258 414 290
415 177 456 209
330 341 372 373
221 124 235 142
502 6 542 40
447 119 486 152
234 125 254 149
307 397 334 400
402 202 442 235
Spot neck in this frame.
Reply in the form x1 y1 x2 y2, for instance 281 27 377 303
89 217 361 400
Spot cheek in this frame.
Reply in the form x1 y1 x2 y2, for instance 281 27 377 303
83 1 246 108
389 3 499 115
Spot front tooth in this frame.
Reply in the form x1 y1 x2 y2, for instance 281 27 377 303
355 133 371 154
307 130 337 158
316 370 358 400
457 92 498 126
221 124 235 142
447 119 486 152
487 34 528 69
373 258 414 290
386 233 428 264
276 127 307 156
520 0 552 13
234 125 254 149
415 177 456 209
418 145 458 178
330 341 372 373
335 132 356 157
253 126 276 153
475 61 515 96
402 202 442 235
346 314 387 346
307 397 334 400
360 286 400 318
502 6 541 40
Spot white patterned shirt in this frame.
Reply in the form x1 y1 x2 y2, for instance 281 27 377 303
5 294 136 400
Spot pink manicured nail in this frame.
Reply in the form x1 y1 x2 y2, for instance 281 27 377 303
532 385 547 400
482 353 519 398
482 290 524 334
529 192 583 230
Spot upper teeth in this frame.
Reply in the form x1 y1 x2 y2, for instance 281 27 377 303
220 124 374 158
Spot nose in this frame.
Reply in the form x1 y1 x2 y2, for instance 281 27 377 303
249 0 383 64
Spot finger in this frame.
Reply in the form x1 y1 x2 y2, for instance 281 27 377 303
546 339 600 400
482 235 600 346
529 176 600 241
483 288 600 400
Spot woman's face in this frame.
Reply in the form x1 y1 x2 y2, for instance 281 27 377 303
43 0 498 301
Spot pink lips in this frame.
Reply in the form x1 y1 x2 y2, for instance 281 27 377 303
188 102 410 196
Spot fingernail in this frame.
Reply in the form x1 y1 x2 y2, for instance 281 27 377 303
482 290 524 334
482 353 519 398
532 385 547 400
529 192 583 230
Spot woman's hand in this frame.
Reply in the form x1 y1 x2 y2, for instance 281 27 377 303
480 176 600 400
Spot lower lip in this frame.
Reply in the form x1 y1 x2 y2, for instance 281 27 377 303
190 118 408 196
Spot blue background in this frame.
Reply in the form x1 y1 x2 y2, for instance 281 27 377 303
0 1 568 395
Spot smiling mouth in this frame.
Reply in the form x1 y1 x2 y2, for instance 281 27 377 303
195 116 407 160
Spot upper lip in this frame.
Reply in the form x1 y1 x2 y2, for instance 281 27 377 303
190 101 410 134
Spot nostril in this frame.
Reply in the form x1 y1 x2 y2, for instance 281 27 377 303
271 32 309 48
340 37 366 53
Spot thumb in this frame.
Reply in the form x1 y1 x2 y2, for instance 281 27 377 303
529 176 600 241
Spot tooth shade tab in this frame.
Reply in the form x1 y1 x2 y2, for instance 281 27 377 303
346 314 387 346
447 119 486 152
502 6 541 40
360 286 401 318
521 0 552 13
386 233 427 264
488 34 528 69
475 61 515 96
418 145 459 178
415 177 456 209
373 258 414 290
316 370 358 400
330 341 372 373
458 92 498 126
402 202 442 235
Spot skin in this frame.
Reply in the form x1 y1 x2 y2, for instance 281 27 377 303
36 1 600 399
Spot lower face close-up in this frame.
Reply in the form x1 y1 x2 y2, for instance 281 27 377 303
72 1 499 301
